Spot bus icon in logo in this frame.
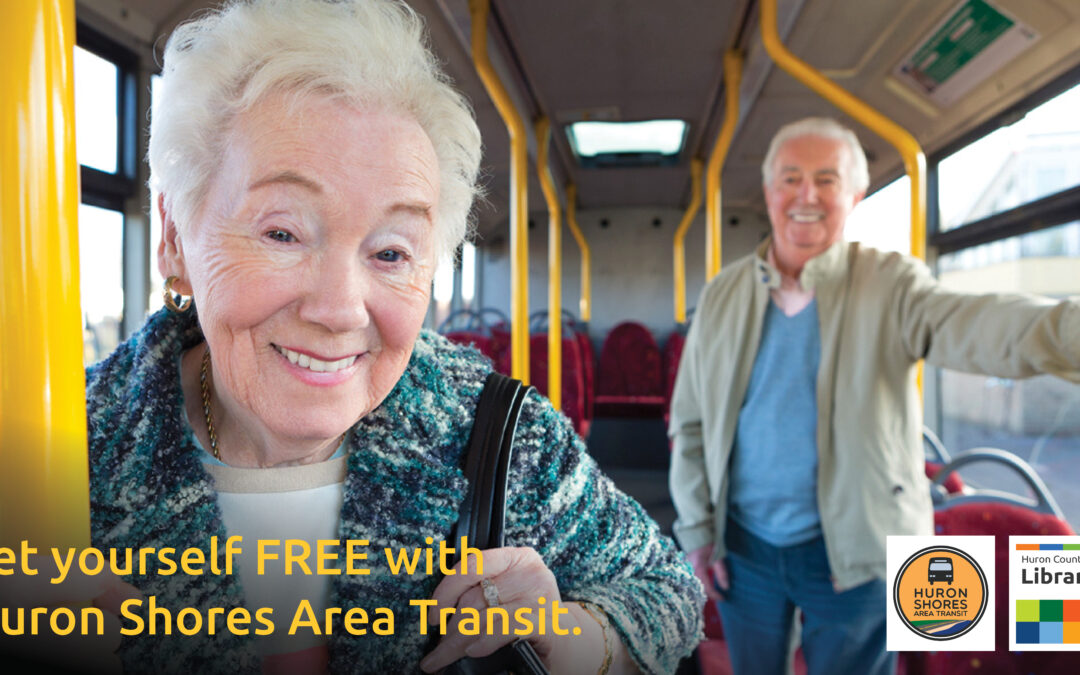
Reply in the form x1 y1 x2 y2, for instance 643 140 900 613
894 546 987 640
928 557 954 585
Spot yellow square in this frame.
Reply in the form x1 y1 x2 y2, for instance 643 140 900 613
1064 622 1080 644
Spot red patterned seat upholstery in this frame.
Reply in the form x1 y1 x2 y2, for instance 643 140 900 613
594 321 665 418
529 331 588 438
442 331 494 361
576 331 596 425
925 461 965 494
662 331 687 427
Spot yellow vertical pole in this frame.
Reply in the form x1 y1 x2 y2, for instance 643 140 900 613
535 118 562 409
565 183 591 322
0 0 90 549
704 50 744 280
673 158 704 323
760 0 927 390
470 0 529 383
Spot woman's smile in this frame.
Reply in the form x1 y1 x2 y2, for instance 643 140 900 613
272 343 366 385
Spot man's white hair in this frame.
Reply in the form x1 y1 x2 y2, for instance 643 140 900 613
149 0 482 261
761 117 870 195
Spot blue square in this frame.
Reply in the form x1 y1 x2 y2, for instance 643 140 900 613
1016 622 1040 643
1042 544 1064 550
1040 621 1064 644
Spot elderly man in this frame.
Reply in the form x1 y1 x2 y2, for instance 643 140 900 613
668 116 1080 675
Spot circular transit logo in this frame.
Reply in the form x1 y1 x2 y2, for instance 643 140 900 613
893 545 988 640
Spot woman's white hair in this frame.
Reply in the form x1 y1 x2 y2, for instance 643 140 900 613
149 0 482 261
761 117 870 195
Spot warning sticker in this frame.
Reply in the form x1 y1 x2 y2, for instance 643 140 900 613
894 0 1038 108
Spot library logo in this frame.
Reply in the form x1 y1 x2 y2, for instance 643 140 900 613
1009 536 1080 651
887 536 995 651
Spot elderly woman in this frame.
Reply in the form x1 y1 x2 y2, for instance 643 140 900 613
83 0 702 672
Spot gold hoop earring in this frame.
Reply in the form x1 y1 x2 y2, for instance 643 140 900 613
163 275 193 313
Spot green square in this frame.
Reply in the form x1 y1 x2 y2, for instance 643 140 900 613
1041 599 1064 622
1017 599 1040 622
1064 544 1080 550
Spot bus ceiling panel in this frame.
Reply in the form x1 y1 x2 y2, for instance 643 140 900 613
493 0 740 115
75 0 158 55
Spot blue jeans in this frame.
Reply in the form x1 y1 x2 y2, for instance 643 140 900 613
716 519 895 675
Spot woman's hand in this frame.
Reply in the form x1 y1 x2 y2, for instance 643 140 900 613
0 554 142 673
420 547 641 674
421 546 563 671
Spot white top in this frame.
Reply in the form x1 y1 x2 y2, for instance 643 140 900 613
202 456 346 655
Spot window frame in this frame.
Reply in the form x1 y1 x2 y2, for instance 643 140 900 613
76 21 139 211
926 63 1080 254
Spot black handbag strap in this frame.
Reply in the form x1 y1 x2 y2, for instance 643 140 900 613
443 372 549 675
453 372 531 551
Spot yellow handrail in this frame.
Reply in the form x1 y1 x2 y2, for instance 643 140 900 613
673 158 704 323
565 183 591 322
704 50 744 280
535 117 562 409
470 0 529 383
760 0 926 260
0 0 90 549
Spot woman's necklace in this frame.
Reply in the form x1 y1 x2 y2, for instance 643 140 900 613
200 348 221 460
199 348 347 463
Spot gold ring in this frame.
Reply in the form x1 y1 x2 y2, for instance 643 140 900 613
480 578 500 608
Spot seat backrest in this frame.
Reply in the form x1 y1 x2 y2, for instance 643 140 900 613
662 331 687 421
529 332 586 437
576 331 595 421
924 461 964 495
597 321 663 397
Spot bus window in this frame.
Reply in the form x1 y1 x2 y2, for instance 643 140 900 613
74 46 118 174
845 175 911 254
78 203 124 364
937 220 1080 527
938 83 1080 232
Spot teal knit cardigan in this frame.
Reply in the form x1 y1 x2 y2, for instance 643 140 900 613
86 308 703 674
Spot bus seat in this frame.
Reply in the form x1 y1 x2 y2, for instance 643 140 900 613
477 308 512 375
438 309 496 362
661 330 687 427
529 331 589 438
925 461 965 495
576 330 596 424
915 450 1078 675
594 321 665 418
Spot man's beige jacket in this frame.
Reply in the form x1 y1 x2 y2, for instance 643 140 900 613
669 238 1080 590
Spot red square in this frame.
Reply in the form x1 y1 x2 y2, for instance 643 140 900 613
1064 600 1080 622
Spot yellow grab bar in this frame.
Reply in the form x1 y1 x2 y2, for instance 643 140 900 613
704 50 744 280
673 158 704 323
470 0 529 383
760 0 926 260
565 183 591 322
0 0 90 549
535 117 562 409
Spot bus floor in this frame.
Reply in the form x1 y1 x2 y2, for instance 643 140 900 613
587 417 678 536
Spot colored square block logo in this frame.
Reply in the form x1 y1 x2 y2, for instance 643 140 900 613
1041 600 1064 622
1040 622 1064 644
1065 600 1080 622
1017 622 1040 644
1065 622 1080 644
1016 599 1039 622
